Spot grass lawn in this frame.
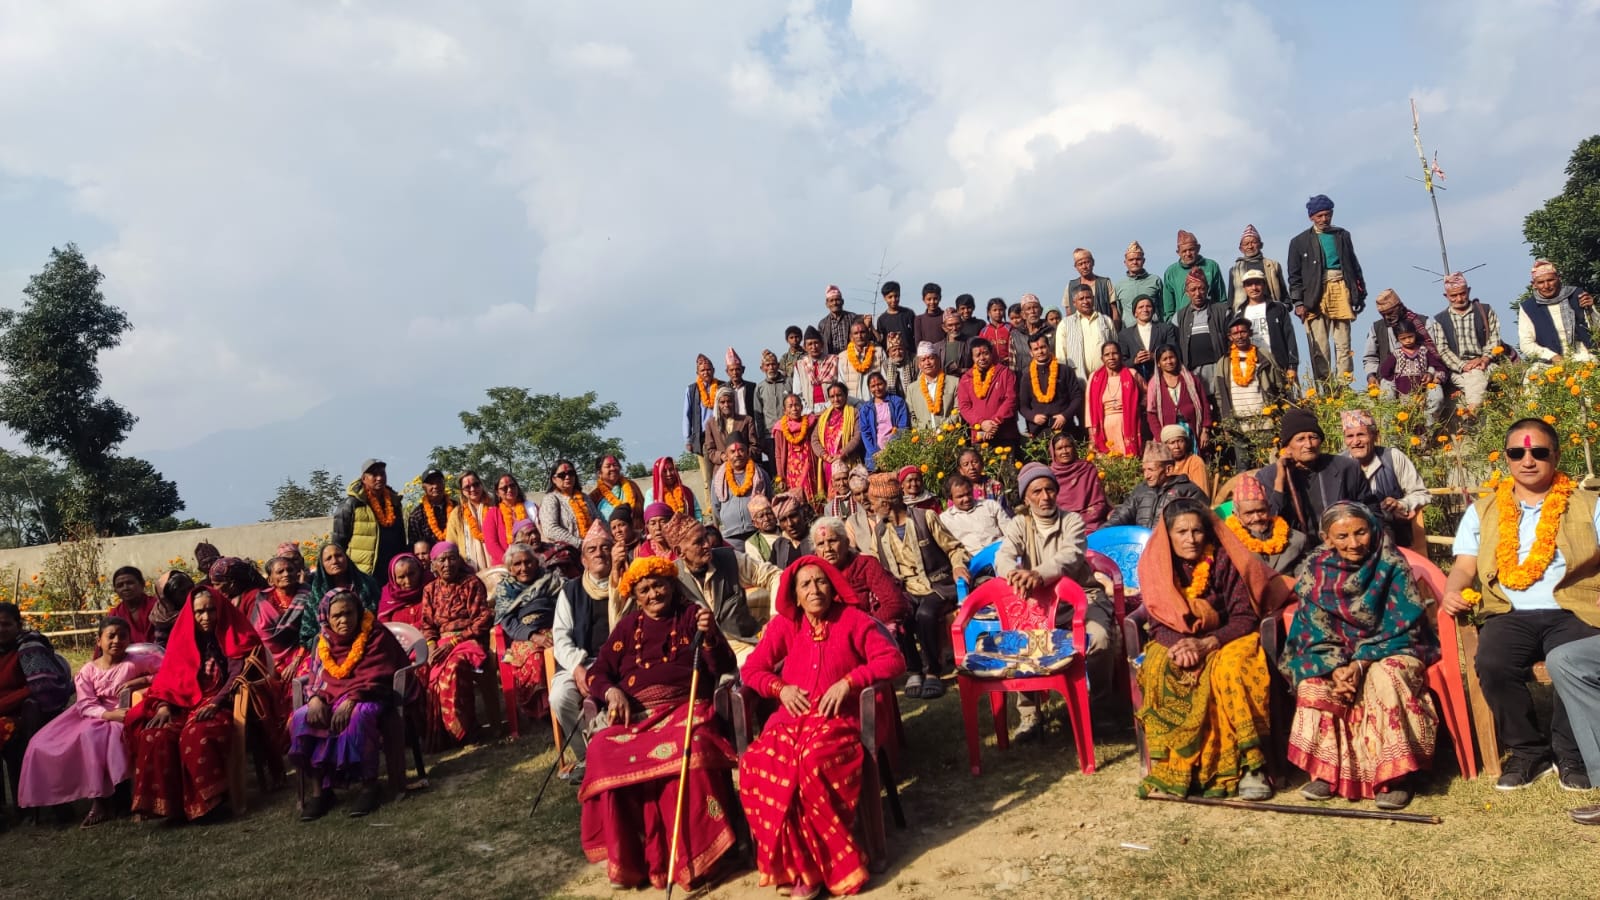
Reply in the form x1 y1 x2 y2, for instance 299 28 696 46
3 662 1597 900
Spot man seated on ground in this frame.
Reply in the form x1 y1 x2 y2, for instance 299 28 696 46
1339 410 1430 554
939 473 1012 557
860 473 971 700
811 515 911 631
1427 271 1510 412
1106 442 1207 530
1224 473 1311 574
740 495 781 564
1442 417 1600 792
663 514 781 664
1254 409 1366 540
994 463 1116 740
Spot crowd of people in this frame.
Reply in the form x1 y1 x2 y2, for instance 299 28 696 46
2 196 1600 895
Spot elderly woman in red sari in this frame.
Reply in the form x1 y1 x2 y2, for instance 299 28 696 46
420 541 493 747
591 454 647 531
126 586 286 821
1281 502 1439 809
292 588 411 820
211 557 303 681
740 557 906 898
579 557 739 892
773 392 820 502
1134 498 1286 801
1087 341 1146 457
491 541 565 725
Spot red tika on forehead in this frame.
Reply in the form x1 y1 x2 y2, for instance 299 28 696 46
1524 433 1533 448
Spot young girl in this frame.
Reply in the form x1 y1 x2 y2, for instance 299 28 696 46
18 617 159 827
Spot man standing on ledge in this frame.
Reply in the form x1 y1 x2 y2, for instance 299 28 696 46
1288 194 1366 383
333 458 408 586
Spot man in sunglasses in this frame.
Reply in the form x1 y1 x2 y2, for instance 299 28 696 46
1443 418 1600 793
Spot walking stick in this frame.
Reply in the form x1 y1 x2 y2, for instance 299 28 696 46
1145 792 1442 824
664 629 708 900
528 716 588 819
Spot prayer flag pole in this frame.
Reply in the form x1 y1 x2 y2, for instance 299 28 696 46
1411 98 1451 277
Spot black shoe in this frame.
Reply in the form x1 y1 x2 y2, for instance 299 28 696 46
1375 782 1413 810
1495 756 1557 791
1570 804 1600 825
300 790 335 822
1299 779 1334 801
1559 763 1593 792
348 785 381 818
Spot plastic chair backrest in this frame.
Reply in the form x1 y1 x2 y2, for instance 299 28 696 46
1216 500 1234 520
386 621 428 665
1086 525 1152 591
974 576 1059 632
1083 550 1125 619
968 540 1002 578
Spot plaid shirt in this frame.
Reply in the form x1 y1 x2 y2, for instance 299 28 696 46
1427 303 1500 371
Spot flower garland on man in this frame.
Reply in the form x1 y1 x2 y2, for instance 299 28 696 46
331 458 409 586
1441 418 1600 793
1226 473 1310 573
955 337 1020 448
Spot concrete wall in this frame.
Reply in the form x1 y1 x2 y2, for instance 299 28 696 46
0 516 333 583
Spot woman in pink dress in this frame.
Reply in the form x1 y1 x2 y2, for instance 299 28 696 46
18 617 160 826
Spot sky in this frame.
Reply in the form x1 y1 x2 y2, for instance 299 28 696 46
2 0 1599 528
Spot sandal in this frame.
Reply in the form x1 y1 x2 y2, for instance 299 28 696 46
79 804 113 829
919 677 946 700
903 674 924 699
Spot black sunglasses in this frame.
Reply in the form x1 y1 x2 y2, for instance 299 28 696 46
1504 446 1553 462
555 470 576 478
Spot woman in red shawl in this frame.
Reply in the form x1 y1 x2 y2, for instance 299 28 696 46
651 456 702 522
1048 432 1110 531
772 393 820 502
579 556 738 891
739 557 905 898
376 553 430 629
420 541 492 747
213 557 303 679
108 566 157 645
1086 341 1146 457
126 585 285 821
1133 498 1288 802
291 588 411 820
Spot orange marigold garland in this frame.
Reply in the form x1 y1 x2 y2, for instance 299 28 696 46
616 556 679 599
920 372 947 415
1182 553 1214 602
596 480 639 511
779 415 812 445
317 611 375 679
725 459 756 497
422 499 454 541
970 366 997 400
1225 514 1288 555
460 502 485 542
696 376 721 410
845 341 878 373
498 501 524 539
567 493 593 537
662 484 690 516
1030 358 1059 404
1230 346 1258 387
1494 473 1574 591
367 490 397 527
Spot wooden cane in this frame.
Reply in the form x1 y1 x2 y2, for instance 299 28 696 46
663 630 707 900
1145 792 1442 824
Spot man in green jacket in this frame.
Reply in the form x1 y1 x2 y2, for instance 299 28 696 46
332 458 409 585
1161 229 1227 320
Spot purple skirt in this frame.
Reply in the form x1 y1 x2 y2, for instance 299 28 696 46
289 700 384 788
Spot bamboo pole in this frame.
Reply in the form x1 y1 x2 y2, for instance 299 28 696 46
1146 792 1442 824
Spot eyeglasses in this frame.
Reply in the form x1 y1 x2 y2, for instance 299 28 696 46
1504 447 1553 462
555 471 576 479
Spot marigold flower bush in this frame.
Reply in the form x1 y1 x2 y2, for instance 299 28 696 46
873 424 1147 507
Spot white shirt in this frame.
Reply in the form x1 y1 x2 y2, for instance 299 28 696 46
940 499 1013 555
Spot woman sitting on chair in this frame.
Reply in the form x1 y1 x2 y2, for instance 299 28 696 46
740 556 905 899
291 589 411 820
126 585 285 821
419 541 493 748
294 543 380 678
579 556 738 892
0 601 73 805
492 540 566 724
1134 498 1284 801
1281 501 1439 809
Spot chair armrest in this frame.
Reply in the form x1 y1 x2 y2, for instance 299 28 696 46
118 687 134 709
392 661 421 699
1120 616 1144 665
492 625 510 661
858 681 894 753
291 675 310 708
1055 578 1090 656
1259 615 1281 668
948 580 990 667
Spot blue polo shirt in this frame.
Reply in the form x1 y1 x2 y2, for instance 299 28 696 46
1453 496 1600 611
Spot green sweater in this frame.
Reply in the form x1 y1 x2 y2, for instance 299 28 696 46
1160 257 1227 320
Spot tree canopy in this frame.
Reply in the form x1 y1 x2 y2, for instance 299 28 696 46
0 244 186 538
267 469 347 521
431 389 626 488
1524 134 1600 291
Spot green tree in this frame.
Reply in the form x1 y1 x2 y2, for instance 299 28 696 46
1524 135 1600 291
267 469 346 520
143 516 212 533
624 461 650 479
0 244 187 535
0 450 68 548
431 389 626 488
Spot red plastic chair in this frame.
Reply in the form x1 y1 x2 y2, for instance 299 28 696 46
492 624 522 740
1083 549 1131 705
949 577 1096 775
1264 548 1478 780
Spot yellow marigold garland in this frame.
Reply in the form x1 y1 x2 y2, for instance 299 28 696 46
1230 346 1258 387
920 372 947 415
1494 473 1574 591
1183 553 1214 602
1225 514 1288 555
498 500 524 539
317 611 375 680
616 556 678 599
1030 358 1059 404
845 341 878 373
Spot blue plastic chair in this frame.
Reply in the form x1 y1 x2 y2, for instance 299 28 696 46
1085 525 1152 593
968 540 1001 578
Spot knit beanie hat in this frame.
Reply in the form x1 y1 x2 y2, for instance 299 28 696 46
1279 407 1323 445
